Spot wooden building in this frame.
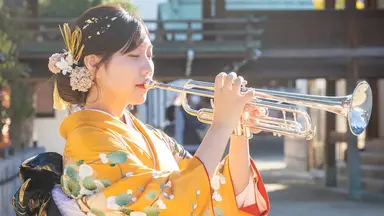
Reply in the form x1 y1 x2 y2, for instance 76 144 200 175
14 0 384 197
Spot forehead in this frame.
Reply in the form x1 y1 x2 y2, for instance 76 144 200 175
137 36 152 50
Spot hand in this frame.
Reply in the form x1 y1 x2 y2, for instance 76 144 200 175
211 72 255 133
242 104 268 134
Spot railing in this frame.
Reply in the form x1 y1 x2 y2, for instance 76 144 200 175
17 17 265 56
225 10 384 49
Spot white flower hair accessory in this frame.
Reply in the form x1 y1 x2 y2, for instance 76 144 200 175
48 23 93 110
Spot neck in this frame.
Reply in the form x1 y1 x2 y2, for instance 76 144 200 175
84 90 127 121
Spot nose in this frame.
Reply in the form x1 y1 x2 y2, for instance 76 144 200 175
141 58 154 77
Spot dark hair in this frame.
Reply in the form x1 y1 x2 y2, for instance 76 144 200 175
56 4 149 106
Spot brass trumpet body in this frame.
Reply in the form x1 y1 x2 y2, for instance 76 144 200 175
145 79 372 140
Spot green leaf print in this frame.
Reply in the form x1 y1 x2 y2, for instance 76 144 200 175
66 166 78 180
67 179 81 197
76 160 84 166
107 151 127 164
145 191 157 200
90 208 106 216
101 178 112 187
214 207 224 216
143 206 160 216
82 176 97 190
120 208 133 215
115 192 132 206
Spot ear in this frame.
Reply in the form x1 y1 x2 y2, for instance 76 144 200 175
83 55 101 78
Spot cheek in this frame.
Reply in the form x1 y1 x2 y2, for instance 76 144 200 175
106 61 136 92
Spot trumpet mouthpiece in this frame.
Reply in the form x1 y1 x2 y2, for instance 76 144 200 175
144 79 156 89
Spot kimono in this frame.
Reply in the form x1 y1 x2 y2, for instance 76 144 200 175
58 109 270 216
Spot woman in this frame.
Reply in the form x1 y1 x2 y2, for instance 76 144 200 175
13 4 269 216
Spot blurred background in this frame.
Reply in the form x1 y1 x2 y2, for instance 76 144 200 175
0 0 384 215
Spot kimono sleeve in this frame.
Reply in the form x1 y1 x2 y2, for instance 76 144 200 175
210 155 270 216
145 126 271 216
61 127 214 216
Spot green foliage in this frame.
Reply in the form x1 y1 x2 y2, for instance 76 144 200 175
0 4 34 152
39 0 139 18
39 0 103 17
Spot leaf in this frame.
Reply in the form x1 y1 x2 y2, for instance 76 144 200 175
145 191 157 200
66 166 78 180
115 192 132 206
90 208 106 216
76 160 84 166
82 176 97 190
120 208 133 215
101 178 112 187
110 164 116 167
214 207 224 216
107 151 127 164
67 179 81 197
143 206 160 216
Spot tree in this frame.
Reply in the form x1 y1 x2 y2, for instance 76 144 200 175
0 4 34 153
39 0 139 18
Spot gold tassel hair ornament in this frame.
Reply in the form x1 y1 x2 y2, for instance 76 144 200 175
51 23 86 110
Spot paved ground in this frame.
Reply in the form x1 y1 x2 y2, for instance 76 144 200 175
253 157 384 216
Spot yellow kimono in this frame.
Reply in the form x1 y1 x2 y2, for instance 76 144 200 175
60 109 270 216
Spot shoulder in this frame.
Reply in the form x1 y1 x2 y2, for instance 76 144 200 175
65 126 125 155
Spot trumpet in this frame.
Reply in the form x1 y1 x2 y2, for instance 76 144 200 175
145 79 372 140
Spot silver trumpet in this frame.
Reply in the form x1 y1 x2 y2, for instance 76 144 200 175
145 79 372 140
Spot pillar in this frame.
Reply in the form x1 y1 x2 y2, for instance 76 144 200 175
324 79 337 187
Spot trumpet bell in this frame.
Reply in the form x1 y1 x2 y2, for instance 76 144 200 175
348 81 373 136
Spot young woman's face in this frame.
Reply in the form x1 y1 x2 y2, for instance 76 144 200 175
96 35 154 106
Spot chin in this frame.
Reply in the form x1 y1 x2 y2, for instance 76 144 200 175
131 95 148 105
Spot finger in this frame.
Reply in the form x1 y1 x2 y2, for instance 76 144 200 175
249 128 262 134
232 76 244 93
223 72 237 89
214 72 226 89
243 89 256 102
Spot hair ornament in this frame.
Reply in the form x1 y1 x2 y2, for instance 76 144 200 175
48 23 93 110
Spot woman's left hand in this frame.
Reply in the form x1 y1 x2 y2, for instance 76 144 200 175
242 104 268 134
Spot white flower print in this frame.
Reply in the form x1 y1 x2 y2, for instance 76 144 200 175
99 153 108 164
78 164 93 179
196 190 200 195
165 181 172 188
157 198 166 210
130 212 147 216
125 172 133 177
211 174 226 190
95 180 105 190
107 196 120 210
212 191 222 202
127 189 133 195
80 186 94 196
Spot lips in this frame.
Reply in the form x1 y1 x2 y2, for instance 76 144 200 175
136 82 147 89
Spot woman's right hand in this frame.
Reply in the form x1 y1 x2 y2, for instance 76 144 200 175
211 72 256 134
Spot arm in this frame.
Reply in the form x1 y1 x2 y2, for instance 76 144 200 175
229 135 251 195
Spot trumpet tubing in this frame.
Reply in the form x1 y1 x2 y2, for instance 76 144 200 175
145 79 372 140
